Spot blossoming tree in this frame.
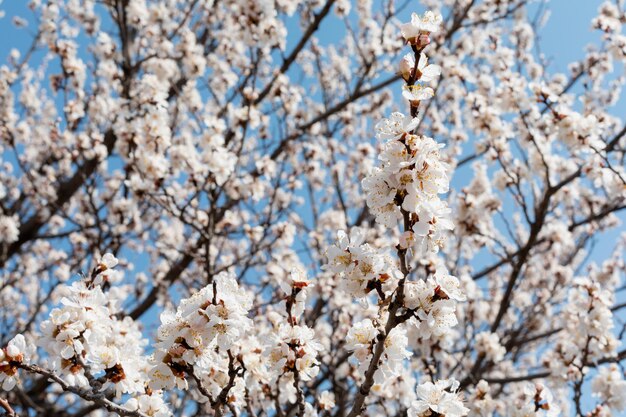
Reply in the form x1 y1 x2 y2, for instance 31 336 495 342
0 1 625 416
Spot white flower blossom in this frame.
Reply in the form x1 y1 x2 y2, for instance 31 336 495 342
402 84 435 102
149 271 253 391
399 53 441 83
375 112 420 141
592 365 626 411
0 335 35 391
0 215 19 244
409 379 469 417
401 11 443 41
318 390 336 410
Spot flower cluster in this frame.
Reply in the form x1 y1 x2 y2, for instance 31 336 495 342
279 267 310 319
403 268 466 341
346 319 411 390
265 324 322 383
364 109 454 253
474 332 506 362
124 394 172 417
39 255 150 397
0 335 35 390
592 364 626 412
331 10 469 416
398 11 443 101
409 379 469 417
0 214 19 244
326 228 402 299
266 268 323 400
510 383 561 417
400 11 443 48
149 271 253 391
2 254 172 414
545 277 619 378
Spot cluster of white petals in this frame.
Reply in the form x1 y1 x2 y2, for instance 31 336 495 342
409 379 469 417
510 383 561 417
544 277 619 379
474 332 506 362
149 271 253 391
400 11 443 41
403 269 466 340
266 324 322 382
124 394 172 417
2 254 172 414
326 228 402 298
364 109 453 253
330 12 470 417
39 255 150 396
0 215 19 244
345 319 411 390
592 364 626 412
0 335 35 390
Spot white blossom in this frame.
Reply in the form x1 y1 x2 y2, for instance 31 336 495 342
592 365 626 411
401 11 443 40
402 84 435 102
409 379 469 417
0 335 35 391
